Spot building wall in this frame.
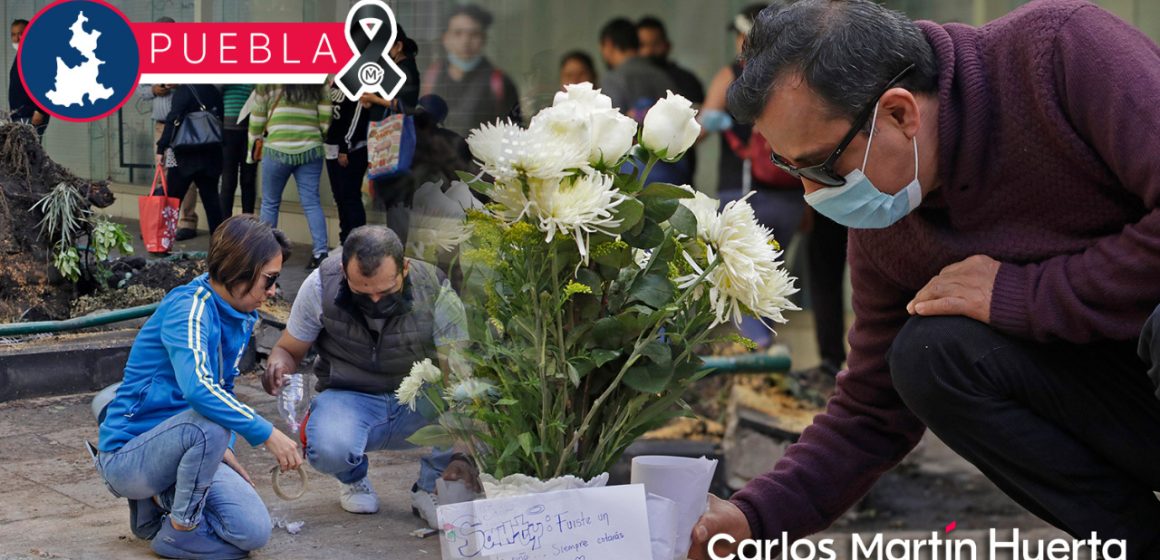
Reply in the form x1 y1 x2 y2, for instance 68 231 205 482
3 0 1157 199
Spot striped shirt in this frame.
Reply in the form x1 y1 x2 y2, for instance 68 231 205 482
247 84 332 164
222 84 253 126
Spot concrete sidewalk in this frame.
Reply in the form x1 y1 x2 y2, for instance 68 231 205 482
0 377 1073 560
0 376 442 560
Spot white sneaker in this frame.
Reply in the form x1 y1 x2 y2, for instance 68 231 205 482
410 484 439 529
339 478 379 514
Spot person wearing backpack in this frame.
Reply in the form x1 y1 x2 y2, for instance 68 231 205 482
156 84 226 237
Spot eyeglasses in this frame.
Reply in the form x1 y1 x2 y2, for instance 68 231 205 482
768 64 915 187
262 272 280 291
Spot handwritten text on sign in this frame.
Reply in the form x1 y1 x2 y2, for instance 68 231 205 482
437 484 652 559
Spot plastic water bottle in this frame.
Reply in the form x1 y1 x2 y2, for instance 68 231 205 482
278 373 310 435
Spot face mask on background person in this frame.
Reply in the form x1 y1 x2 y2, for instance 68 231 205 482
448 53 483 72
803 102 923 229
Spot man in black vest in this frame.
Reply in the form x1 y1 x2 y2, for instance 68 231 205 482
262 226 477 528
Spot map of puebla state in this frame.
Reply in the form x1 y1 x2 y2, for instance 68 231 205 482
45 11 114 107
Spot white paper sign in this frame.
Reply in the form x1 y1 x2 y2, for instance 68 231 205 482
436 484 652 560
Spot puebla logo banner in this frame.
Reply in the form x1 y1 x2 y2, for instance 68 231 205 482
18 0 402 122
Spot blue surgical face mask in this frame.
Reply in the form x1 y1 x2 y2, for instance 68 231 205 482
803 103 923 229
448 53 483 72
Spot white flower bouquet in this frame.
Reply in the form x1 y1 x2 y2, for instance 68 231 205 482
401 83 799 483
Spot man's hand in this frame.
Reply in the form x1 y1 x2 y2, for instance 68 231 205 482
907 254 1000 323
263 429 302 472
152 84 171 96
337 153 349 168
689 494 751 560
30 111 45 126
442 456 482 494
222 448 254 486
262 350 294 396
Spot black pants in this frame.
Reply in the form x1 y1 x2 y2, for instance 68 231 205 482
325 148 369 244
890 316 1160 557
807 210 848 371
164 167 223 236
220 127 257 217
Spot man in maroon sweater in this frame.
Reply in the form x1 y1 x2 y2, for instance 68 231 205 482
691 0 1160 557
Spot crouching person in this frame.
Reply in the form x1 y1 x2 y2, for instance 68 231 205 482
262 225 479 527
96 215 303 559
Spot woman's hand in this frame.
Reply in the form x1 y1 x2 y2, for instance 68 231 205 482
263 429 302 472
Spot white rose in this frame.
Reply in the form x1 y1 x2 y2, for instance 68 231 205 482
587 108 638 167
552 82 612 113
641 91 702 162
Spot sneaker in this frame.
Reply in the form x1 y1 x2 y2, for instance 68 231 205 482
150 517 247 560
339 477 379 514
174 228 198 241
307 252 328 270
128 496 167 540
411 483 439 529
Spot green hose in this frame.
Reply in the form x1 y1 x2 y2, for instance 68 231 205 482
0 303 159 337
698 353 792 376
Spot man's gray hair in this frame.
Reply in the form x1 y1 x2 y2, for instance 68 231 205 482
726 0 939 126
342 225 405 277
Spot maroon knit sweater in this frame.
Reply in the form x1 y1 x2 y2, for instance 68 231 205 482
731 0 1160 539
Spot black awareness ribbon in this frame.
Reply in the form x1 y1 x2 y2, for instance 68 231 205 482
337 1 405 101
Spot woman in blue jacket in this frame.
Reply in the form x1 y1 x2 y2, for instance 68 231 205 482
96 215 302 559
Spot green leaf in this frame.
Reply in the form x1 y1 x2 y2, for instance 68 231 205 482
592 317 625 347
518 432 535 457
668 204 698 238
627 273 674 309
566 361 582 386
569 356 596 380
623 219 664 249
607 197 644 234
641 340 672 368
495 398 519 406
575 268 604 298
639 182 694 200
623 362 675 393
640 195 680 223
406 424 457 448
592 349 621 368
455 170 493 195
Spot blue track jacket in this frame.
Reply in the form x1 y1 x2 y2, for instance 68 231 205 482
99 274 273 452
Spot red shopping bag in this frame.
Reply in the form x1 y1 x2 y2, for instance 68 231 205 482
138 164 180 253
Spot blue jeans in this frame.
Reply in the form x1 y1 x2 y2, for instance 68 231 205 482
259 155 329 257
304 389 454 492
719 188 806 348
96 410 270 550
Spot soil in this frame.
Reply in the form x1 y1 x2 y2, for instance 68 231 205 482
0 122 115 322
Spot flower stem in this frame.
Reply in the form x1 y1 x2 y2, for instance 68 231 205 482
554 257 721 478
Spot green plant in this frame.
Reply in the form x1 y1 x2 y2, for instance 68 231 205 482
32 183 133 283
400 85 799 481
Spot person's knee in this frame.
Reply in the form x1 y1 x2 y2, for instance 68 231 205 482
304 416 360 475
176 411 231 456
889 316 992 417
216 510 271 551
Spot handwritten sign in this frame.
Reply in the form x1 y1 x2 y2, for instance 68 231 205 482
437 484 652 560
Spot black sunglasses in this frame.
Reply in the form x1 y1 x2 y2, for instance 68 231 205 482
262 272 280 291
769 64 916 187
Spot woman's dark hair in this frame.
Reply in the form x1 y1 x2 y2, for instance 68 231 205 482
559 50 596 77
726 0 939 125
396 24 419 58
208 214 291 294
282 83 324 104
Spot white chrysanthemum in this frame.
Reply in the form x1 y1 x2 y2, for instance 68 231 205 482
467 119 589 181
678 189 720 240
489 179 533 222
396 359 443 411
524 173 629 259
448 378 497 404
676 193 800 328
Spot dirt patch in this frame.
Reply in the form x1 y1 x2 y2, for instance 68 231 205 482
0 122 115 322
